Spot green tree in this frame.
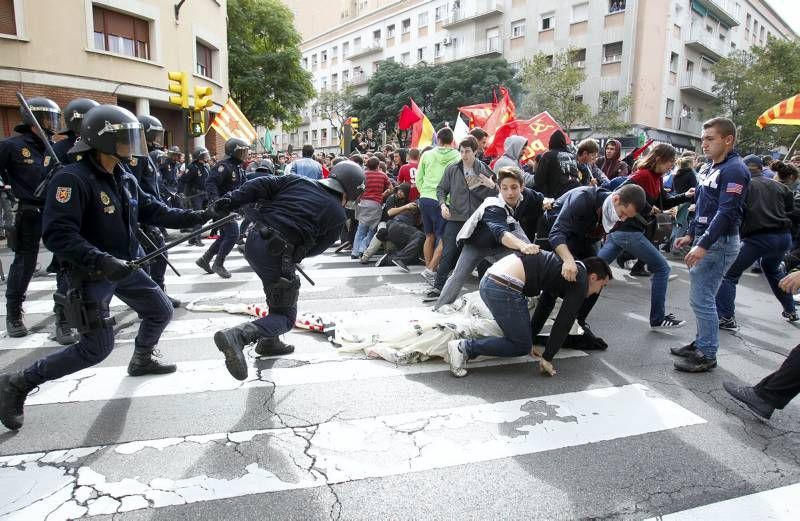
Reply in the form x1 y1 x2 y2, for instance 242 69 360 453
314 85 358 129
227 0 314 131
712 38 800 152
588 93 633 137
519 50 589 130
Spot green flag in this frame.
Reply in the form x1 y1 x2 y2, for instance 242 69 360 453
263 128 273 153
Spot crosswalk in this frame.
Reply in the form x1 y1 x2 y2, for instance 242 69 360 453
0 239 797 520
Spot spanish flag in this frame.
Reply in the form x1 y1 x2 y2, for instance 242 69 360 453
408 98 435 149
756 93 800 128
211 98 257 142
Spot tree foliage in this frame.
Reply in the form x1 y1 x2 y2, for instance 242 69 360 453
712 38 800 152
314 85 359 129
227 0 315 131
349 58 519 134
519 50 589 131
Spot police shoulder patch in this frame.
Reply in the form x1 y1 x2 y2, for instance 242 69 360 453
55 186 72 203
43 155 51 167
21 147 31 158
130 157 138 167
218 165 225 172
100 191 111 205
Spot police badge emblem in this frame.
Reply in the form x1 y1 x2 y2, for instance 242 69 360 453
218 165 225 172
21 147 31 158
100 191 111 205
43 155 51 167
130 157 138 167
55 186 72 203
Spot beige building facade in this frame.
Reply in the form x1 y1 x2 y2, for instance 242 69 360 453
0 0 229 154
282 0 795 153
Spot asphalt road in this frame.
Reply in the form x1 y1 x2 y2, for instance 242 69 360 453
0 238 798 520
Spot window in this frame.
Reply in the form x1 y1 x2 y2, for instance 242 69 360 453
760 26 765 41
312 129 318 143
387 24 395 38
401 52 410 64
571 48 586 68
608 0 626 12
417 47 424 61
486 27 500 51
311 54 318 67
541 12 555 31
435 5 444 21
669 52 678 73
196 41 213 78
603 41 623 63
544 54 554 68
402 18 411 33
0 0 17 35
342 69 350 83
92 5 150 60
418 12 428 27
665 98 675 117
321 128 328 142
321 50 327 63
303 131 309 142
342 41 349 57
373 29 381 42
332 45 338 57
302 57 308 69
434 42 442 57
572 3 589 23
331 72 338 87
599 91 619 112
511 19 525 38
354 36 361 50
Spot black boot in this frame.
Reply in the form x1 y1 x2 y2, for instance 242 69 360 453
127 346 177 376
0 372 35 430
5 304 28 338
54 307 79 345
255 336 295 357
196 250 214 274
212 256 231 279
214 322 261 380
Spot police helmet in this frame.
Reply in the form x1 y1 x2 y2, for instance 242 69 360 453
61 98 99 135
224 137 250 162
19 97 61 135
167 145 181 157
193 147 210 162
137 114 165 147
254 158 275 174
318 160 366 202
150 149 167 167
69 105 148 161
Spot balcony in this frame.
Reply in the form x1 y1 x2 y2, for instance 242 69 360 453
448 39 503 63
685 26 727 60
680 72 717 100
442 0 503 28
676 117 704 136
352 72 371 86
692 0 740 27
347 41 383 60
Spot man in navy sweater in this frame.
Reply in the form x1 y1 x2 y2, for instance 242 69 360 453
672 117 750 372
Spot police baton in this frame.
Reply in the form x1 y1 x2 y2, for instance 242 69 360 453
16 93 62 200
136 228 181 277
129 214 237 268
295 264 315 286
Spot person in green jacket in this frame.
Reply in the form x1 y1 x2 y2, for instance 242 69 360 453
414 127 460 284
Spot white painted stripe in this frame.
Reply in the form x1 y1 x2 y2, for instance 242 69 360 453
25 349 585 405
25 265 420 291
0 384 706 518
645 482 800 521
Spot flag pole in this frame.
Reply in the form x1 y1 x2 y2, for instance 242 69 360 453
784 132 800 158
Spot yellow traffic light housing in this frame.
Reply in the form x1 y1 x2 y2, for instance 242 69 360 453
190 111 205 137
194 86 213 111
167 71 189 108
350 117 359 132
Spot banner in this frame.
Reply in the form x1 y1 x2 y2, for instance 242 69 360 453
457 102 496 128
756 93 800 128
211 98 257 143
485 111 570 161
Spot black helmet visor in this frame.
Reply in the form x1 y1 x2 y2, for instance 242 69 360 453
99 121 148 159
32 106 61 134
231 143 249 161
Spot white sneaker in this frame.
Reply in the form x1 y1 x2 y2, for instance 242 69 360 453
651 313 686 329
447 339 467 377
421 269 436 286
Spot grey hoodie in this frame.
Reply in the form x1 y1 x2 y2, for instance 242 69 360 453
492 135 535 187
436 159 497 222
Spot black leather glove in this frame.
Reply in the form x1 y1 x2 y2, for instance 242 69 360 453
211 197 234 214
96 255 136 282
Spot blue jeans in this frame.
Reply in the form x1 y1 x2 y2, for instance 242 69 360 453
598 230 671 325
435 243 508 310
689 234 740 359
716 231 795 319
353 221 377 256
433 221 465 290
24 269 173 386
463 277 531 360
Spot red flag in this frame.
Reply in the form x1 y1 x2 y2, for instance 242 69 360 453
398 104 421 130
485 111 570 161
483 87 516 149
458 102 496 128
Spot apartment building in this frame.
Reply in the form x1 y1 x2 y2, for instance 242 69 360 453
0 0 229 154
280 0 795 153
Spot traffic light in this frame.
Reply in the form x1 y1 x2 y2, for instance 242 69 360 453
350 117 359 132
194 86 213 110
167 71 189 108
189 110 205 137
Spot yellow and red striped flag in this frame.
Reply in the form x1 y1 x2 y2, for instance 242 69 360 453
210 98 257 142
756 93 800 128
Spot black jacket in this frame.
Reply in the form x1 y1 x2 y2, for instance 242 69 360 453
548 186 612 256
533 130 580 198
740 172 794 238
0 128 55 205
206 157 246 200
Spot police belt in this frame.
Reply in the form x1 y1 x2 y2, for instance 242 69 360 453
16 201 42 214
255 223 306 260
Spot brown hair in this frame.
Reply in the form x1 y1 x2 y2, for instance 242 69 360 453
703 117 737 139
638 143 676 172
408 148 420 161
497 166 524 186
469 127 488 140
366 156 380 170
458 136 479 152
576 138 600 156
677 156 694 169
773 160 799 182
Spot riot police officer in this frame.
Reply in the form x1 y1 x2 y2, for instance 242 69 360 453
196 137 249 278
0 104 222 431
180 147 211 246
0 97 71 339
212 161 365 381
52 98 99 164
161 145 182 206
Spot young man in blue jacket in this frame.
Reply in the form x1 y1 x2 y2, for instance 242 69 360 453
672 117 750 372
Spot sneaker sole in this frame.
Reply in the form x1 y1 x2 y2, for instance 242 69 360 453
422 295 440 303
447 343 467 377
651 322 686 329
214 332 249 381
673 360 717 372
723 383 772 420
669 347 697 357
127 365 177 377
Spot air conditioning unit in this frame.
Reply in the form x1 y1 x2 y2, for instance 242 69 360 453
443 36 453 45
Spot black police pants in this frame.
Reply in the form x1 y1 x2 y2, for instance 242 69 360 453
6 208 42 309
207 221 238 260
23 269 173 386
754 343 800 409
244 228 298 338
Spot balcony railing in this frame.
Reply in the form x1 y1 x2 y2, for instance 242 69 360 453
352 72 371 85
676 117 703 135
680 72 717 99
685 26 728 60
448 39 503 63
442 0 503 28
347 41 383 60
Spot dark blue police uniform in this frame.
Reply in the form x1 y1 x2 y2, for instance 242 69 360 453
52 134 78 165
226 174 346 337
205 157 245 262
23 155 207 386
